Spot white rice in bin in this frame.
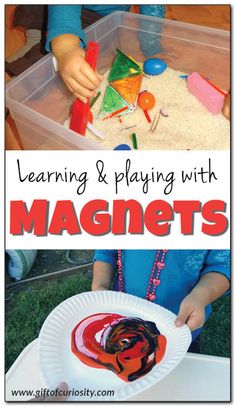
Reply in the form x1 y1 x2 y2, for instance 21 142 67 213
64 66 229 150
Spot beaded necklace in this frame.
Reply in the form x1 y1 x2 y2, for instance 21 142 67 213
117 249 168 302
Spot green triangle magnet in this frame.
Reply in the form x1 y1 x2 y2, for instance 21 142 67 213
108 49 142 82
99 85 132 117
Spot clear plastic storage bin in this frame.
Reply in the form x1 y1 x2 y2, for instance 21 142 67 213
6 11 230 150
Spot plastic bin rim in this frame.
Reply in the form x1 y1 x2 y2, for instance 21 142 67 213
84 10 230 39
6 11 230 100
5 9 230 130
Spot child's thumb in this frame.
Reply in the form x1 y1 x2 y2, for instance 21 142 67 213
175 311 189 327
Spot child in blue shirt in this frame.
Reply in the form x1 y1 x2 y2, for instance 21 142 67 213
46 5 165 102
93 250 230 345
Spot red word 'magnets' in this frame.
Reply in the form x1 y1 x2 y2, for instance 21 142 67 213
10 199 228 237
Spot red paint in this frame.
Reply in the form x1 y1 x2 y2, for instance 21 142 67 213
71 313 167 382
156 335 167 364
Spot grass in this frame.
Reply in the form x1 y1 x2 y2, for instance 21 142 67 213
5 274 230 371
5 272 92 371
200 295 231 357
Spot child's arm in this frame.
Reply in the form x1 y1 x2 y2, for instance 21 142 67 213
92 260 115 291
47 6 103 102
175 272 229 330
51 34 103 103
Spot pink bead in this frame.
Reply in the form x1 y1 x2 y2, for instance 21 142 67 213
152 278 160 286
148 294 156 301
157 262 165 270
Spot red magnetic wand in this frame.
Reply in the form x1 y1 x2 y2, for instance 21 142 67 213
70 41 99 135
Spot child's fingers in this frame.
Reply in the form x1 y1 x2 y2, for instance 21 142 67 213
46 382 69 401
81 63 102 87
186 314 204 331
73 71 99 91
74 94 87 103
65 79 91 102
30 382 68 401
64 79 87 102
68 77 97 99
97 72 104 81
175 312 189 327
64 80 76 95
175 300 191 327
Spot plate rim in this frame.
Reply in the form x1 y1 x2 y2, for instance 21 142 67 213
38 291 192 400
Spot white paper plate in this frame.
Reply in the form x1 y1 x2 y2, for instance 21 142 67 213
38 291 191 401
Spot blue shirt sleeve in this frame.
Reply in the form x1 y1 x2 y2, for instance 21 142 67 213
46 5 132 52
200 250 230 287
46 5 85 52
93 250 118 270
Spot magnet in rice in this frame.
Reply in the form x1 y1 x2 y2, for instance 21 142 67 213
114 144 132 150
143 58 167 76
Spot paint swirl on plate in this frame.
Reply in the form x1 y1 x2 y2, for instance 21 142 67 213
71 313 167 382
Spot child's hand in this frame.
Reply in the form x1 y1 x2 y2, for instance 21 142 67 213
92 286 109 291
57 45 103 103
175 272 229 331
51 34 103 102
30 382 68 401
175 292 206 331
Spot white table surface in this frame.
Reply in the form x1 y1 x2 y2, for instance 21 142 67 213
6 339 230 401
